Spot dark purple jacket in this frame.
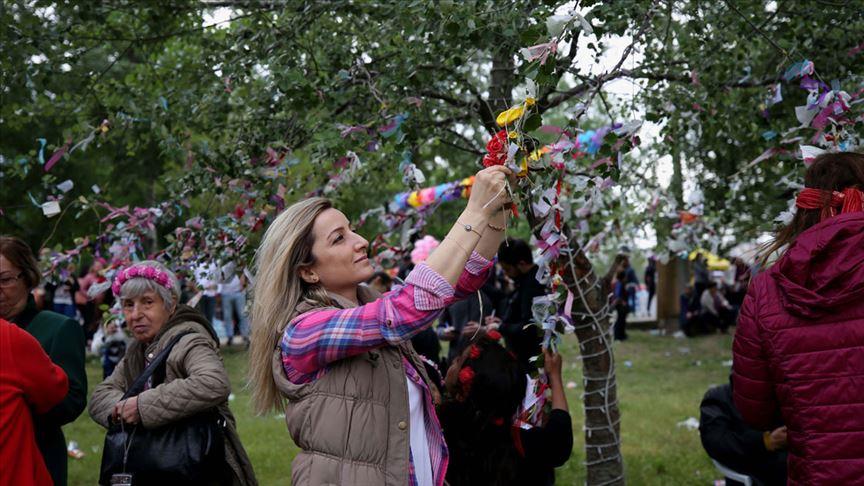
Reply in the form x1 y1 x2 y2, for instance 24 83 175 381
733 212 864 485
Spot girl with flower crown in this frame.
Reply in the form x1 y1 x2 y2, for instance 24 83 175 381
439 329 573 486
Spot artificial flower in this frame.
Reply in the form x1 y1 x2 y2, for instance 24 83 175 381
486 329 502 341
458 366 475 387
483 129 509 167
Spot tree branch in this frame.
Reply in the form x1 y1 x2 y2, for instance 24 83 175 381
544 1 659 112
418 89 470 108
437 134 484 156
721 0 788 59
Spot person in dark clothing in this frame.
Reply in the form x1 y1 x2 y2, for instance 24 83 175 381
488 238 547 369
45 269 79 320
623 257 639 315
440 330 573 486
482 267 509 318
700 382 787 485
644 256 656 314
691 253 710 308
438 283 494 364
678 285 714 337
613 270 628 340
700 281 735 333
726 257 750 310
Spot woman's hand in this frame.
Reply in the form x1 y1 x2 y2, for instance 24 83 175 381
466 166 514 217
484 315 502 330
764 426 788 451
113 396 141 424
461 321 480 337
543 348 569 412
543 348 563 380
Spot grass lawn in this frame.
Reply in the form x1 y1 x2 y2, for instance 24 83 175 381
66 330 733 485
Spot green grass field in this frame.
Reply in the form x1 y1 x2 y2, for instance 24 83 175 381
66 330 733 485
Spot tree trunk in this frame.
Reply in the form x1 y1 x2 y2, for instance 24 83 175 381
655 124 686 333
532 220 625 485
489 51 514 112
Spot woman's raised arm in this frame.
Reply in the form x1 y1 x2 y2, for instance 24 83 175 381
425 165 513 284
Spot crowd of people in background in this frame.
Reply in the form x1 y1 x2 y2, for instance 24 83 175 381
1 153 860 485
679 254 751 338
1 220 744 485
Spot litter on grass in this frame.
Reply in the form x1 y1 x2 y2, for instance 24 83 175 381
67 441 85 459
676 417 700 431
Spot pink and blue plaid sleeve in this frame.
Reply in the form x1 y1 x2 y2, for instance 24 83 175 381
281 264 454 384
452 251 494 300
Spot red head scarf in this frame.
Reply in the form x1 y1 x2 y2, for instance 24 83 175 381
795 186 864 221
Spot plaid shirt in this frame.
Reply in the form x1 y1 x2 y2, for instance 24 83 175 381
281 252 493 486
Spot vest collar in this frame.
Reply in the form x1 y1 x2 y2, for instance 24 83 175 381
327 284 381 309
294 283 381 316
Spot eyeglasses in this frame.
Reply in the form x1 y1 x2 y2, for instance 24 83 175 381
0 272 24 288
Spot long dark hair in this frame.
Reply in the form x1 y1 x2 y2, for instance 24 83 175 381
439 334 527 486
759 152 864 265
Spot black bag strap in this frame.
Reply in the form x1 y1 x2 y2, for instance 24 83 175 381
122 330 195 400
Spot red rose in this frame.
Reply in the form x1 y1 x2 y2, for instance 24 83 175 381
482 153 503 167
482 130 509 167
469 344 481 359
486 129 508 154
486 329 502 341
458 366 475 387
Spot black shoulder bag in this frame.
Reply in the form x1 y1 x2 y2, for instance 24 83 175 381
99 331 226 485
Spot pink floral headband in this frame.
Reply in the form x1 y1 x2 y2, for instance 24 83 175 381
112 264 173 296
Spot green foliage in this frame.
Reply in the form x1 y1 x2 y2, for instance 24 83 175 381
609 0 864 248
2 0 861 266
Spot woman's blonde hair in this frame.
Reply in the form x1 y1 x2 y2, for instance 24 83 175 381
248 197 334 415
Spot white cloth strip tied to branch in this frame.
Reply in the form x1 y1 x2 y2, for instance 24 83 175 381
584 455 624 467
592 474 626 486
577 347 614 360
584 416 622 431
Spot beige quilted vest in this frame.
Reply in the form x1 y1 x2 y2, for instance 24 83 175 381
271 286 435 486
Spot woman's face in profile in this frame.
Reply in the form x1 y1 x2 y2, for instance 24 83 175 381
305 208 374 291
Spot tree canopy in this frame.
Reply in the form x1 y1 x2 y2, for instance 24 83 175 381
2 0 862 268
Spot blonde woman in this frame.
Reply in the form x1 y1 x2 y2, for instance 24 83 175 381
249 166 513 486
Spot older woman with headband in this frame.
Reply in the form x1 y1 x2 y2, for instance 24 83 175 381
248 165 513 486
89 260 256 485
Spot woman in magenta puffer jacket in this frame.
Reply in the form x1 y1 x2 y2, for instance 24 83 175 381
733 152 864 485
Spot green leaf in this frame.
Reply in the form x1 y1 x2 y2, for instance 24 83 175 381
524 113 543 132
